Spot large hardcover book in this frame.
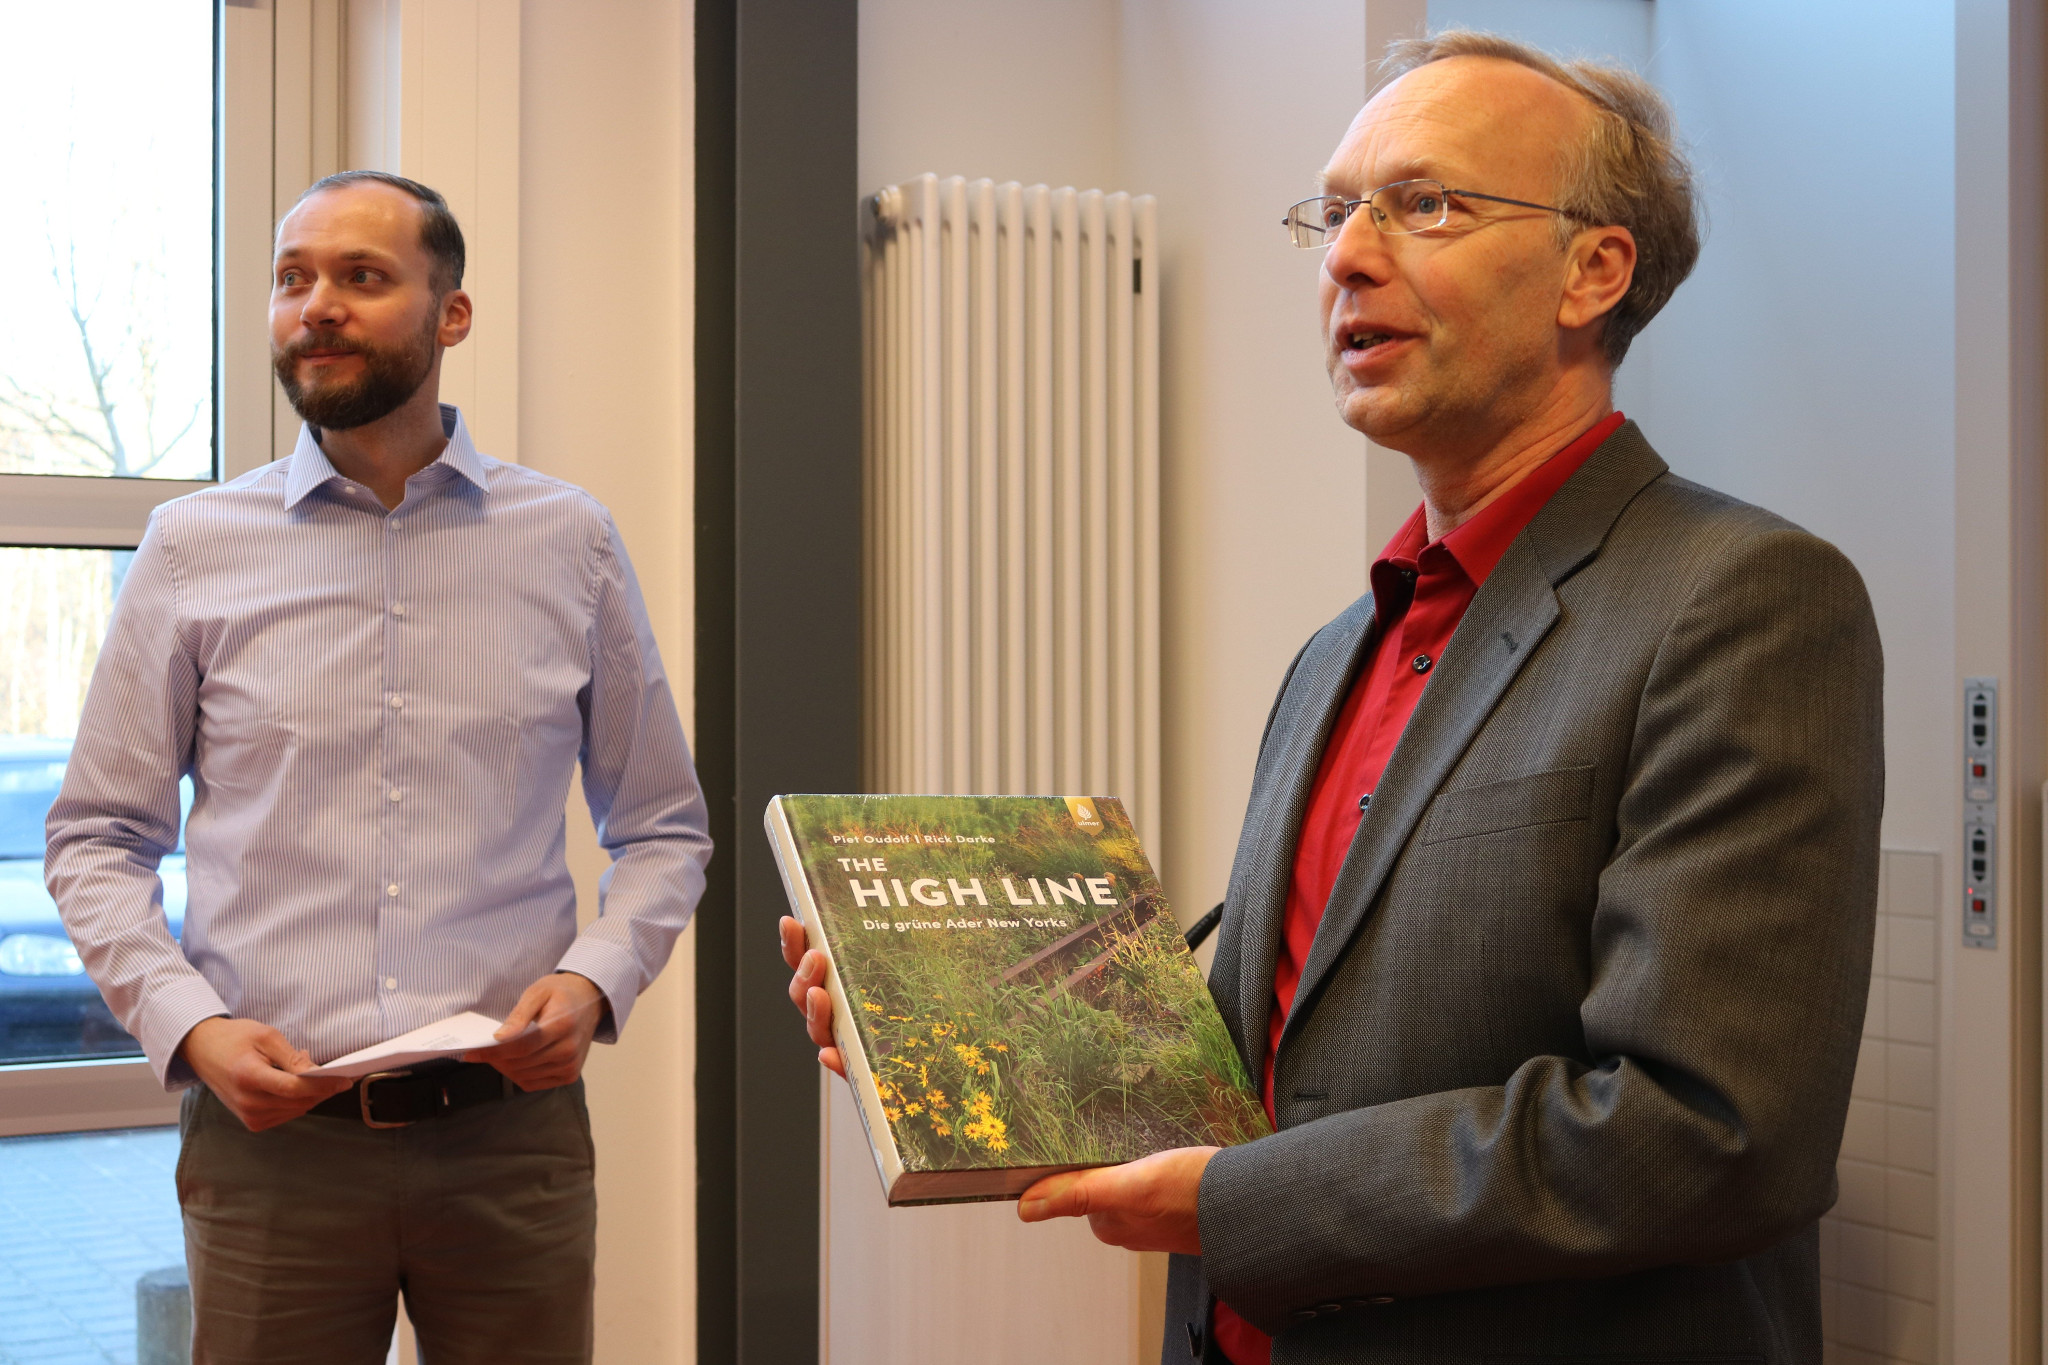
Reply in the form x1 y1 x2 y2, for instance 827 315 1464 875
765 793 1270 1206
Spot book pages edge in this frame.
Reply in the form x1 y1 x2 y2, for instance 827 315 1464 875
764 795 908 1205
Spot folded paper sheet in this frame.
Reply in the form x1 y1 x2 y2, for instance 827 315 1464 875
303 1011 534 1078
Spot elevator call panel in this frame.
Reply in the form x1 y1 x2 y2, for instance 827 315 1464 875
1963 677 1997 949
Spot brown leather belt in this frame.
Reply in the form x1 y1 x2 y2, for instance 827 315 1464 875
308 1059 513 1128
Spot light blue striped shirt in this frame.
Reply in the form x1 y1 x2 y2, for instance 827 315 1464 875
46 406 712 1087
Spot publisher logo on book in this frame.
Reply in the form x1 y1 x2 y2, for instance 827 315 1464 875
1065 797 1105 834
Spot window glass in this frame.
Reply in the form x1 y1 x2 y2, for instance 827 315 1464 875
0 2 215 480
0 548 188 1066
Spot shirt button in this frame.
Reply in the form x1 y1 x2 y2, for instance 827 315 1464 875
387 884 400 897
391 604 406 616
1412 654 1433 674
341 483 357 495
389 520 404 531
388 789 403 803
1358 793 1373 811
388 696 404 709
383 977 398 991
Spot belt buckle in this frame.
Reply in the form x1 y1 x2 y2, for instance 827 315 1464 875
360 1069 415 1129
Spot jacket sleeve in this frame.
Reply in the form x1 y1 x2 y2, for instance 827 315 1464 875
1196 527 1884 1330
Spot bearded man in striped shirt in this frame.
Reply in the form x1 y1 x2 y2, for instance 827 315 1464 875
47 171 712 1365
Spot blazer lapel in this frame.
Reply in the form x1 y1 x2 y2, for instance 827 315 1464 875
1220 594 1378 1077
1279 422 1671 1040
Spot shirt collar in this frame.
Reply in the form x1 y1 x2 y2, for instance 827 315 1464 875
1372 410 1628 591
282 403 489 509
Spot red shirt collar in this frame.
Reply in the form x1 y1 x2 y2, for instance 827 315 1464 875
1376 410 1627 588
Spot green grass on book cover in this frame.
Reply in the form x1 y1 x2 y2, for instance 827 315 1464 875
778 794 1269 1189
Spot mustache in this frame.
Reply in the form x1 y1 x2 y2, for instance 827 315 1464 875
278 332 366 361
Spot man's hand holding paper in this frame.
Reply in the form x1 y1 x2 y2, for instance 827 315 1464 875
463 971 608 1092
177 1017 354 1132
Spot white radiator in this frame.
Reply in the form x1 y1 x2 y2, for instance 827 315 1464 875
861 174 1161 854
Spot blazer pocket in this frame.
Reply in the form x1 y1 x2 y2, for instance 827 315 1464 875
1420 763 1595 845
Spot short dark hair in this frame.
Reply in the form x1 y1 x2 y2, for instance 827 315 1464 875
294 170 466 294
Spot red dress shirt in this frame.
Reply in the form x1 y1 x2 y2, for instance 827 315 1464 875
1210 411 1623 1365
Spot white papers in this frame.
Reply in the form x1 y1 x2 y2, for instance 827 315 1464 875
304 1011 534 1079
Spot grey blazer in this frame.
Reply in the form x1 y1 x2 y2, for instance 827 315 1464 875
1168 423 1884 1364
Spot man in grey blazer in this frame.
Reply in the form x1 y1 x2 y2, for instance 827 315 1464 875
993 32 1883 1365
784 29 1879 1364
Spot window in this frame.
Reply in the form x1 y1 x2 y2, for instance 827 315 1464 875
0 548 199 1069
0 0 294 1139
0 5 215 482
0 8 355 1356
0 1 215 1107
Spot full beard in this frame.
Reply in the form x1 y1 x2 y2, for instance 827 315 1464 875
273 311 438 431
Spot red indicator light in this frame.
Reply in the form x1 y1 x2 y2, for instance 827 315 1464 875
1974 899 1988 913
1973 763 1987 778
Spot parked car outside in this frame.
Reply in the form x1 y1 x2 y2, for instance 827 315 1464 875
0 736 188 1064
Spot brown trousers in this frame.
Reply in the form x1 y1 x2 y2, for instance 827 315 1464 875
176 1081 596 1365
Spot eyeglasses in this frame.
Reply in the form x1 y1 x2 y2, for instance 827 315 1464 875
1282 179 1574 248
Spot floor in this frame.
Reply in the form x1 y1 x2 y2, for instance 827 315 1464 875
0 1127 183 1365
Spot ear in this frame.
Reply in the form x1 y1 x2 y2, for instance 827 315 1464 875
437 289 474 348
1557 223 1636 337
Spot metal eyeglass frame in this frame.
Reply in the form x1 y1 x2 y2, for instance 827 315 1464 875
1283 179 1574 247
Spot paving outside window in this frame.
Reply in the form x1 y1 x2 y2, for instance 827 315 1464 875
0 1126 182 1365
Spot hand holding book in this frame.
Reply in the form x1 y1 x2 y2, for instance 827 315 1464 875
1016 1145 1215 1254
780 914 848 1079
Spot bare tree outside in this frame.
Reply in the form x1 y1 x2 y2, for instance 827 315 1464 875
0 548 120 741
0 6 213 483
0 203 208 480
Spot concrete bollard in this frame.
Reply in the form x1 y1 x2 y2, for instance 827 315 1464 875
137 1263 191 1365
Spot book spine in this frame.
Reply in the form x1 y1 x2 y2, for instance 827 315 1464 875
763 797 907 1202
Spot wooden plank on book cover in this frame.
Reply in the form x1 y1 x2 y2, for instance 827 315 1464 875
993 898 1167 994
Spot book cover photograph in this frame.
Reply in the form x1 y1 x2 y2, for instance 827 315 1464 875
765 793 1270 1207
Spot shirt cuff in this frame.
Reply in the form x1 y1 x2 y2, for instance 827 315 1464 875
555 938 642 1043
137 975 233 1091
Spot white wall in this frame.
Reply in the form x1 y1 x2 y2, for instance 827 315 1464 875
1427 0 1649 58
858 0 1378 944
519 4 695 1362
1950 0 2042 1353
849 2 1378 1360
859 0 1120 197
1117 0 1374 939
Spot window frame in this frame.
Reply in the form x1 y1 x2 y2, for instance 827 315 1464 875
0 0 330 1137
